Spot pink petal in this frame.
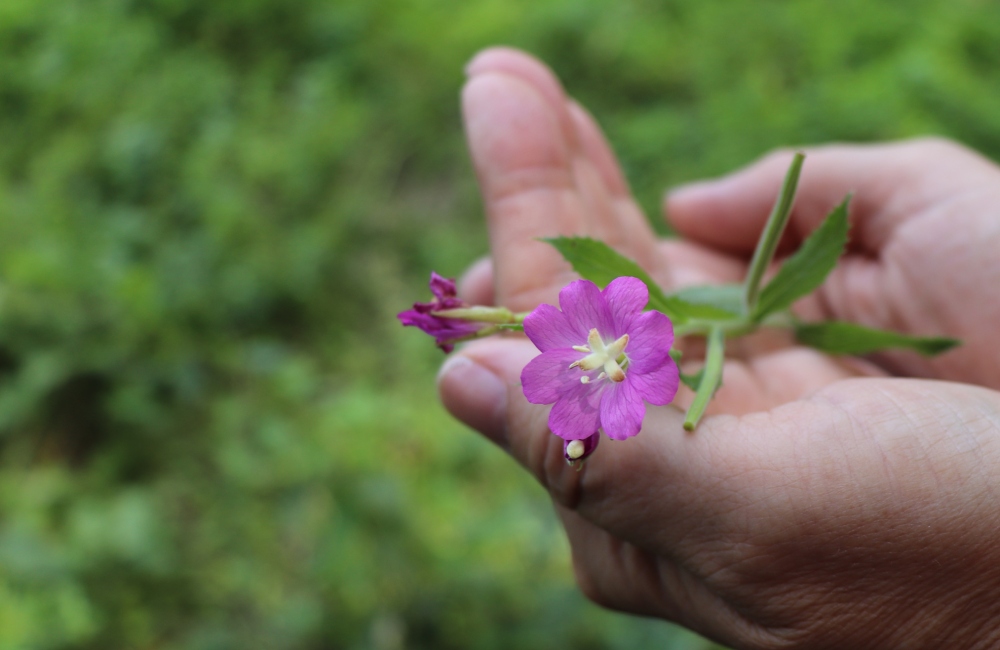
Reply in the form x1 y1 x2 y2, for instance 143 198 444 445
629 360 680 406
524 303 587 352
603 277 649 336
600 380 645 440
548 381 603 440
429 272 459 300
521 348 590 404
625 310 675 374
559 280 614 339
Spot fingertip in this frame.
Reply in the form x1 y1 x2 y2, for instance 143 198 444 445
461 71 571 188
464 46 576 147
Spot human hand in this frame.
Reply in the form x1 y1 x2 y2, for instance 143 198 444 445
667 138 1000 389
439 48 1000 648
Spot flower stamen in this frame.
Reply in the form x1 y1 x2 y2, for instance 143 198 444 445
570 329 629 382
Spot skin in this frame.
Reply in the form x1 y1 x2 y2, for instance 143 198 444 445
437 47 1000 649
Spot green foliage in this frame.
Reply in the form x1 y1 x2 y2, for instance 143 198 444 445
0 0 997 647
795 321 960 356
754 197 851 320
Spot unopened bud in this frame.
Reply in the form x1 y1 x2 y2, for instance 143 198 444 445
563 432 600 466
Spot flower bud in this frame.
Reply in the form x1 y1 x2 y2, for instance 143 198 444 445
564 432 600 466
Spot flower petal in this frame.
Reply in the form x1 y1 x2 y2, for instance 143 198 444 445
524 303 587 352
429 272 458 301
559 280 614 339
548 381 603 440
629 360 680 406
521 348 590 404
625 310 675 374
603 277 648 336
600 379 645 440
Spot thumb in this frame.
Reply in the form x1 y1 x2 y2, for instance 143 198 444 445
437 337 756 552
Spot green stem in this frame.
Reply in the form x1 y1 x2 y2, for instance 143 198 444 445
683 326 725 432
742 152 805 316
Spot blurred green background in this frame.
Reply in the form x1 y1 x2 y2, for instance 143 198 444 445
1 0 1000 648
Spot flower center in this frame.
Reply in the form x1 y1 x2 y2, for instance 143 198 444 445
569 328 629 383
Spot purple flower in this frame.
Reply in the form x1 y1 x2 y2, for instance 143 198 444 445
520 277 679 441
398 273 482 353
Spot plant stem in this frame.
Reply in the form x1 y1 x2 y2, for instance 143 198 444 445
742 152 805 316
683 326 725 431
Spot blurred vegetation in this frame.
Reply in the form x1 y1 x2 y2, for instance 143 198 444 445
1 0 1000 648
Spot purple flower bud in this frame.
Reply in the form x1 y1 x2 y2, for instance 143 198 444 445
398 272 485 352
564 432 600 465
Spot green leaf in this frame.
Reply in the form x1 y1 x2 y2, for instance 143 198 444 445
544 237 738 323
795 321 959 356
744 152 805 313
670 284 743 317
753 196 850 320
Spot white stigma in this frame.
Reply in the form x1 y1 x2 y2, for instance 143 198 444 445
568 328 629 383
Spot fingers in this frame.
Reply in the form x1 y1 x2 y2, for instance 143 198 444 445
665 139 964 256
463 47 660 311
463 52 582 311
566 100 630 198
456 256 494 306
566 100 658 263
656 238 745 289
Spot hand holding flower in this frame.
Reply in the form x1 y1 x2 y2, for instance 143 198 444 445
433 48 1000 648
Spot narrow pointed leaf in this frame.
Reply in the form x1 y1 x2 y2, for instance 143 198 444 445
753 197 850 320
744 152 805 313
795 321 959 356
543 237 737 322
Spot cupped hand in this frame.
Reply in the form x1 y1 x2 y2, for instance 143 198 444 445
667 138 1000 388
438 48 1000 648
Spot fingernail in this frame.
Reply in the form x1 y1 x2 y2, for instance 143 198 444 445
438 355 509 448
